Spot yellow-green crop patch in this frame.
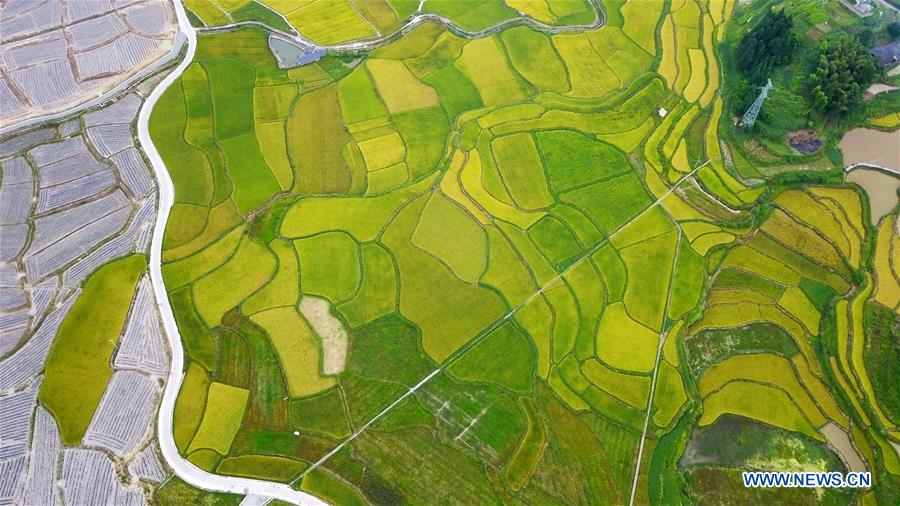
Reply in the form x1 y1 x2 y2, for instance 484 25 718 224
367 59 440 114
357 132 407 171
355 0 401 34
406 31 468 77
163 201 242 263
187 382 250 455
872 215 900 309
164 204 210 251
301 468 367 506
40 255 147 445
338 65 388 124
447 321 534 392
337 243 398 327
150 80 214 207
698 353 828 429
552 34 619 98
254 122 293 191
193 236 277 327
185 0 230 25
287 84 354 194
250 307 336 397
411 193 488 283
174 363 210 451
560 171 651 234
699 381 822 441
595 302 659 373
652 361 687 427
274 0 375 45
295 231 361 303
500 26 570 93
281 176 434 242
491 133 555 210
621 0 663 54
528 215 583 268
147 7 900 498
483 226 538 306
517 295 553 378
534 130 630 194
455 37 532 106
581 358 651 410
242 240 300 315
253 84 297 122
619 230 678 330
505 0 555 23
503 397 545 491
383 197 506 362
217 454 307 482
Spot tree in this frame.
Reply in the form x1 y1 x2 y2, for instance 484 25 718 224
807 33 879 115
729 78 756 115
888 21 900 40
735 10 798 83
857 28 875 48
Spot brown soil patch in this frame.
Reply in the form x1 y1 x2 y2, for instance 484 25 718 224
820 422 866 473
742 139 777 161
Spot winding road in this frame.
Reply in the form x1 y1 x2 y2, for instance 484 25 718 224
196 0 605 53
138 1 326 504
136 1 607 504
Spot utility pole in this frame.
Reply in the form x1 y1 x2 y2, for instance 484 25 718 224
740 78 773 128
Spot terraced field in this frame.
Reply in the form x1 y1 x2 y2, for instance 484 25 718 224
151 0 900 504
185 0 601 40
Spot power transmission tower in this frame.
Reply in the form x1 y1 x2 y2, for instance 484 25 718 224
739 78 773 128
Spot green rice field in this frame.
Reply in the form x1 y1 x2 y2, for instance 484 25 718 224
150 0 900 504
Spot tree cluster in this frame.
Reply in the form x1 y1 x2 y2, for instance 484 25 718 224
808 33 879 115
735 10 798 83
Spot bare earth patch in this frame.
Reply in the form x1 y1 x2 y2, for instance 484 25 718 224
864 83 898 100
299 296 347 375
820 422 866 473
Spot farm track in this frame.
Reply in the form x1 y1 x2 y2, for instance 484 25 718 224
0 0 616 502
140 0 611 505
196 0 606 52
0 22 187 137
295 160 713 488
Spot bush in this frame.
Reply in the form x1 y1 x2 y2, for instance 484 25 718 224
729 78 756 115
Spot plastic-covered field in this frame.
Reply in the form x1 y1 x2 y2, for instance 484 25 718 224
1 87 173 504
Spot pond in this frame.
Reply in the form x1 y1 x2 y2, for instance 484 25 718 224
846 166 899 225
838 128 900 174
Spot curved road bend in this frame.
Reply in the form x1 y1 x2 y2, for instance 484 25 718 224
197 0 606 53
140 1 608 503
138 1 325 504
